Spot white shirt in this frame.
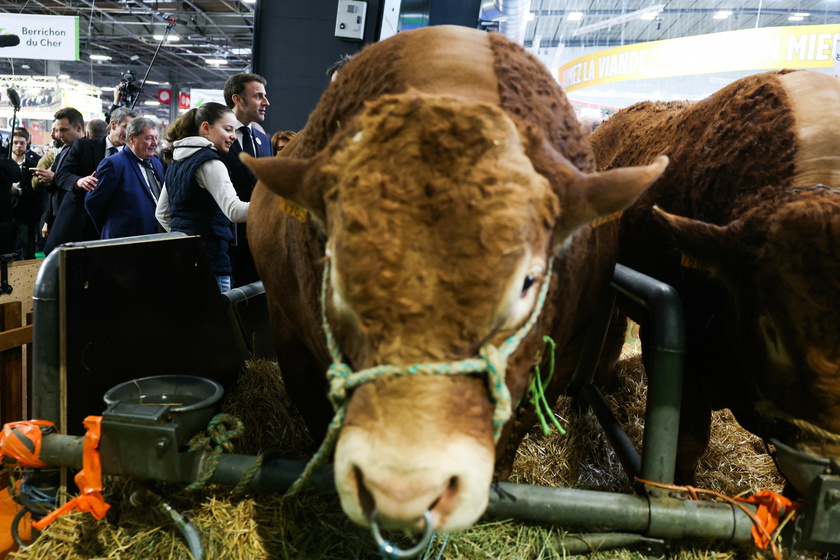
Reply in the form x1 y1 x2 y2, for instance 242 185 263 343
155 136 249 232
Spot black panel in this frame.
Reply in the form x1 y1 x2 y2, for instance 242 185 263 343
429 0 481 27
254 0 383 133
61 235 245 434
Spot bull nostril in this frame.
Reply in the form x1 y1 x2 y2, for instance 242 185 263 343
354 466 376 518
429 476 459 520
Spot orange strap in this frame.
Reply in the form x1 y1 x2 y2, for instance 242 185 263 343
637 478 790 560
0 420 57 468
737 489 798 548
31 416 110 531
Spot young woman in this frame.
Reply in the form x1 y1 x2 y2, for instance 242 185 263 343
156 102 248 292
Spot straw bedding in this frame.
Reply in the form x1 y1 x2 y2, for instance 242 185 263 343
8 345 799 560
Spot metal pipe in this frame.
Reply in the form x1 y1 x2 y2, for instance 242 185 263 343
487 482 650 531
31 251 62 429
36 434 755 542
488 482 754 542
611 264 685 484
581 384 641 481
495 0 531 45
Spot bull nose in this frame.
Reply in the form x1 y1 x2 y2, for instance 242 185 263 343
352 466 460 531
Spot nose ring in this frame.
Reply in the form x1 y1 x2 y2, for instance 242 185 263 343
370 508 435 559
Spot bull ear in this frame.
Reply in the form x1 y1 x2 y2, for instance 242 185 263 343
240 153 327 223
577 155 668 223
550 154 668 250
653 206 745 273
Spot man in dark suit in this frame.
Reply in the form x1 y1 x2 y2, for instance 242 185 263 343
85 118 162 239
39 108 85 243
46 107 138 255
218 72 272 287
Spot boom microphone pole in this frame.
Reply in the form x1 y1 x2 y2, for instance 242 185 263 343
6 87 21 159
130 16 182 110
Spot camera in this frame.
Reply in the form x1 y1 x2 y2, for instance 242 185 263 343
115 70 141 108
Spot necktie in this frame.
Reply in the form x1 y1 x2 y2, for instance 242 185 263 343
108 146 118 157
239 125 255 157
142 159 161 199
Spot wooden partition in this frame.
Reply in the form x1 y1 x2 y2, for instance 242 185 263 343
0 259 42 488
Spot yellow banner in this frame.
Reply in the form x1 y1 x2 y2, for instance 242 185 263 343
559 24 840 91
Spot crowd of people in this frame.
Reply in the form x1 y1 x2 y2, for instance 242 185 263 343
0 71 297 292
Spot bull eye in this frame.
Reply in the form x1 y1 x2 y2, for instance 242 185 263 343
521 274 536 296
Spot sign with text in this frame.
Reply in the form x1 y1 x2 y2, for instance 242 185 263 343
190 88 225 108
0 14 79 61
559 24 840 92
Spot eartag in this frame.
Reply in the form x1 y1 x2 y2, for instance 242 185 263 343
680 252 704 270
279 197 308 222
590 211 623 228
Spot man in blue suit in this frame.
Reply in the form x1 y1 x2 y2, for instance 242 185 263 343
47 107 137 253
219 72 272 287
85 117 163 239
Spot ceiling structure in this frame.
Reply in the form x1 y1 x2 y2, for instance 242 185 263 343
0 0 256 118
1 0 839 119
521 0 840 53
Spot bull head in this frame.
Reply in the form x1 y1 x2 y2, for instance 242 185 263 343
242 94 667 534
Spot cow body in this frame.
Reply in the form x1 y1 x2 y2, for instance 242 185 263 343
246 25 665 531
591 69 840 486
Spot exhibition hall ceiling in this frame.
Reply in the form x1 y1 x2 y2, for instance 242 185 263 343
525 0 840 52
0 0 838 101
0 0 255 94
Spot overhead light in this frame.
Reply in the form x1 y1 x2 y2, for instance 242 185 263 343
145 80 161 85
230 47 251 56
794 12 810 17
130 55 140 61
144 100 161 106
205 58 228 65
566 12 584 21
640 10 659 20
100 86 114 92
90 54 111 61
58 74 70 79
242 0 256 4
153 34 180 41
788 15 804 20
713 10 732 19
21 64 30 69
572 5 664 36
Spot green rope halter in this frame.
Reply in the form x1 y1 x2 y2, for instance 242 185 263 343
285 258 554 495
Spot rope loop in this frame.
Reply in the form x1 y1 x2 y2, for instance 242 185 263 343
755 400 840 445
185 413 260 493
285 258 554 495
479 344 512 432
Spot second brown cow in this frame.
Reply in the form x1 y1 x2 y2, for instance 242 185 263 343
592 69 840 486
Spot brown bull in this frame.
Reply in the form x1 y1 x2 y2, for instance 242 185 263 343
591 69 840 487
244 25 665 532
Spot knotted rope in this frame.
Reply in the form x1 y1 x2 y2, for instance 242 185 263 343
186 413 264 495
285 259 554 495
